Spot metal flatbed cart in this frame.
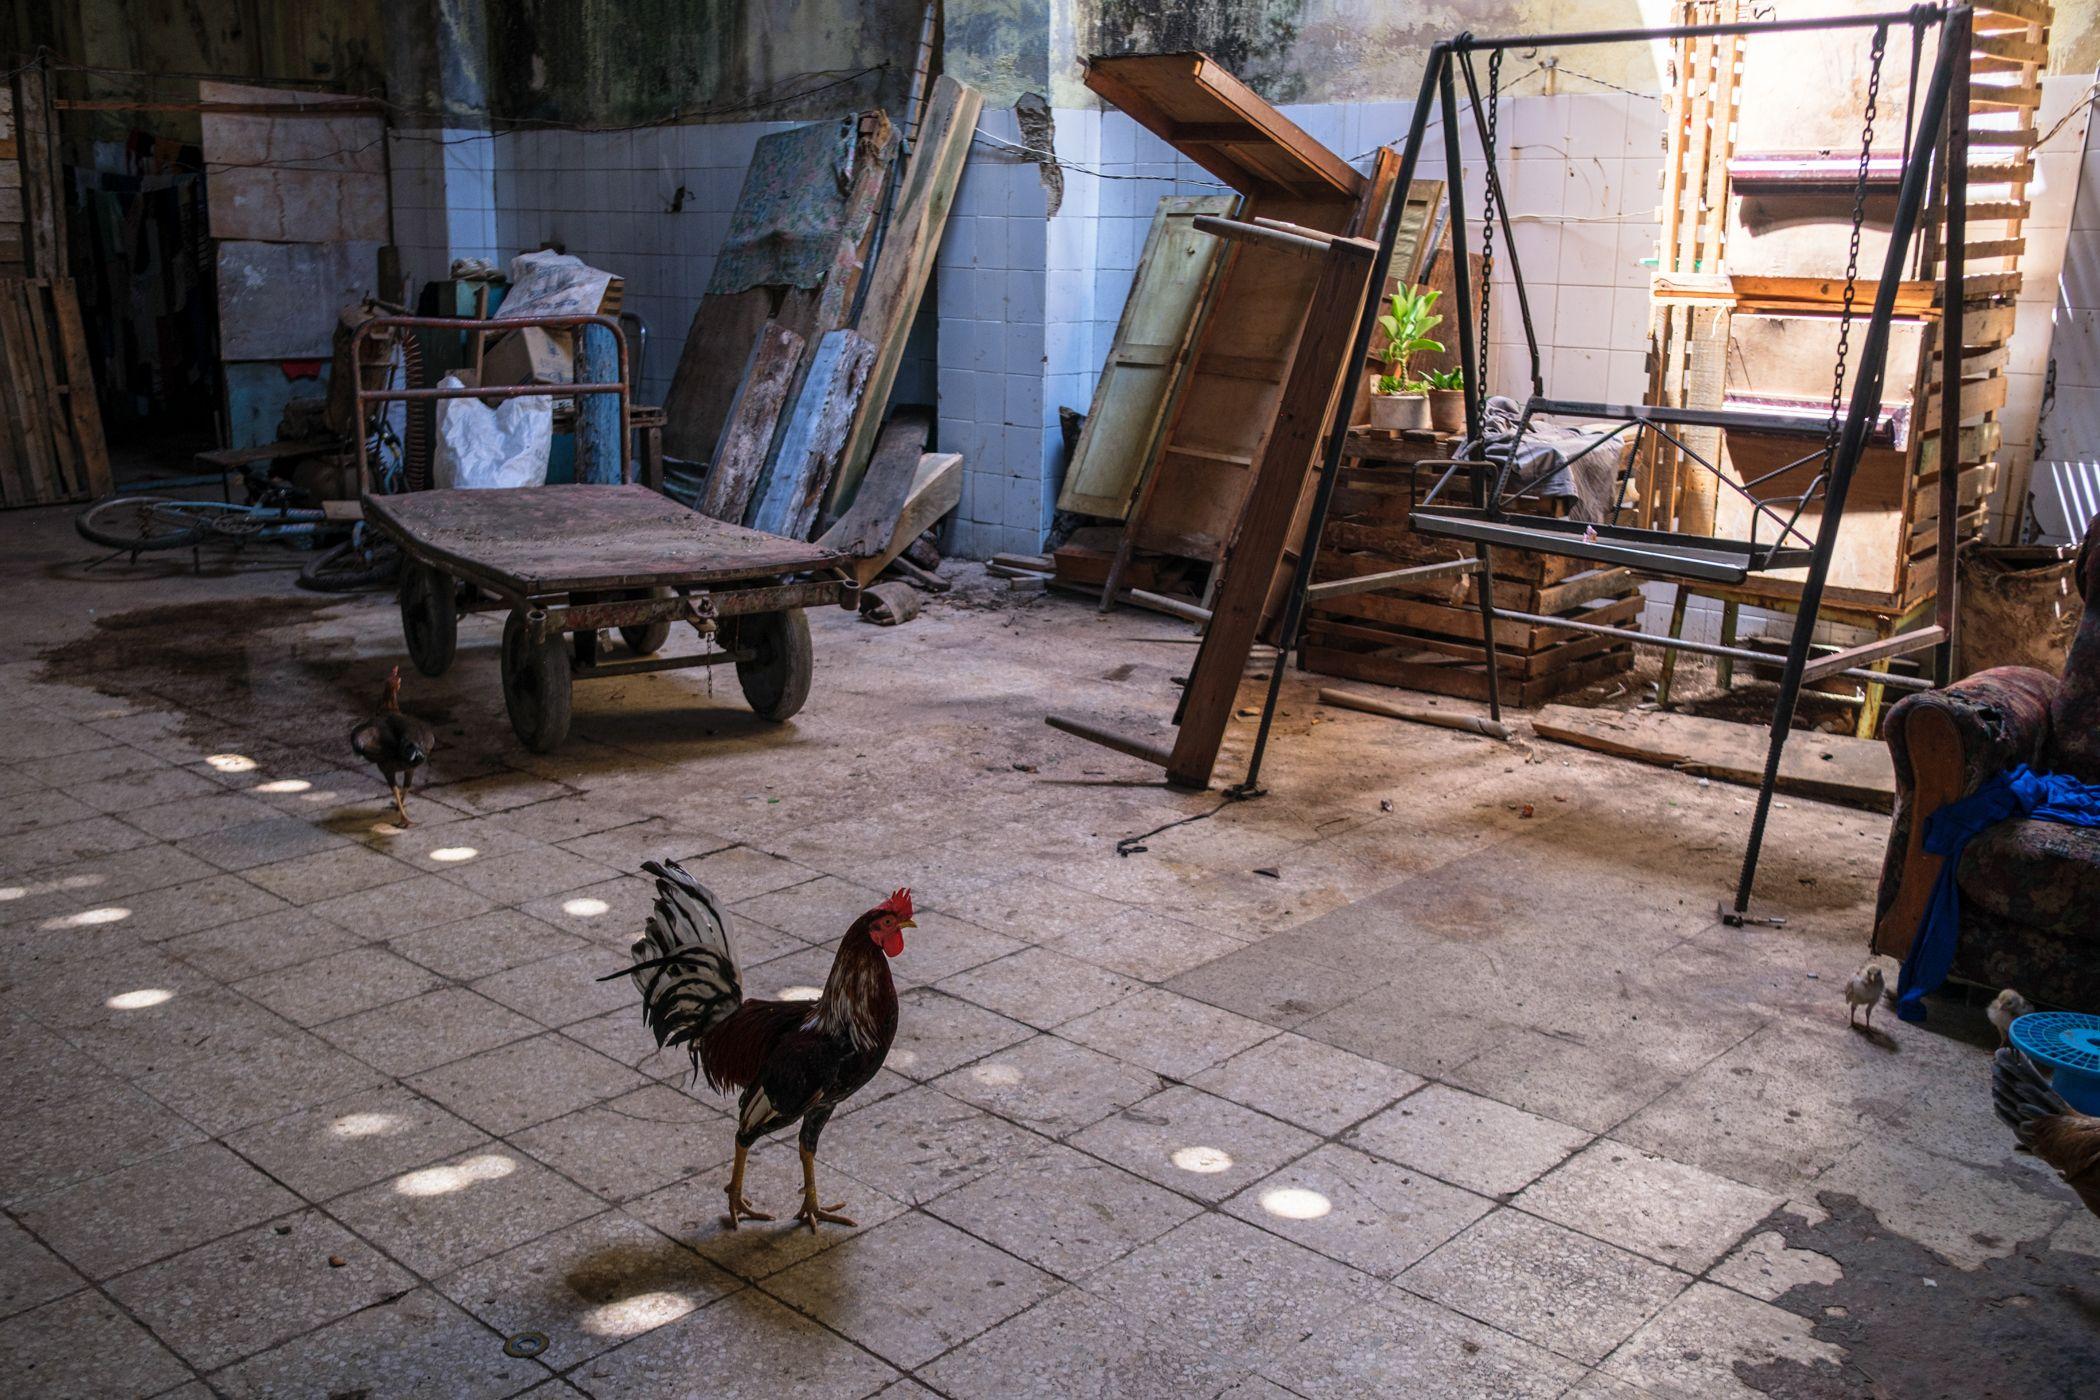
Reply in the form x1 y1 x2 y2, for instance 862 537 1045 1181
349 314 851 754
363 484 852 752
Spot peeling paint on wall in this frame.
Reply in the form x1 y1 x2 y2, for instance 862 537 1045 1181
1014 93 1062 215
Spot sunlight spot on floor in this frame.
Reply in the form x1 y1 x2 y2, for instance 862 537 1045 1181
255 778 311 794
107 988 173 1010
429 846 478 863
329 1112 398 1139
970 1062 1023 1088
582 1291 695 1337
777 985 822 1002
1 873 108 902
394 1154 515 1197
1260 1187 1332 1220
563 897 610 917
207 753 257 773
42 906 130 930
1171 1145 1234 1175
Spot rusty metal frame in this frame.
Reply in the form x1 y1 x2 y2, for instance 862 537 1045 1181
349 313 634 494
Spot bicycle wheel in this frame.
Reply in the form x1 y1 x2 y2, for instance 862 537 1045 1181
297 536 402 593
76 497 209 552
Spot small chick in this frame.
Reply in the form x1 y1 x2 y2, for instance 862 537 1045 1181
1988 989 2032 1047
350 666 436 826
1845 963 1886 1030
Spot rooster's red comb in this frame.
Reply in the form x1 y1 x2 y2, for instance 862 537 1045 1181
879 888 913 920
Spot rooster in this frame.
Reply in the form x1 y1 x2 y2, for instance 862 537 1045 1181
1992 1047 2100 1220
349 666 436 826
604 860 910 1231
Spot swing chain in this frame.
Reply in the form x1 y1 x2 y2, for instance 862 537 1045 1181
1825 23 1887 466
1476 48 1503 399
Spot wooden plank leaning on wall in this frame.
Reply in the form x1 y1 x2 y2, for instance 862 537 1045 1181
823 74 982 519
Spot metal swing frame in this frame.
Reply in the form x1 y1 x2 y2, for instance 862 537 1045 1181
1235 5 1973 921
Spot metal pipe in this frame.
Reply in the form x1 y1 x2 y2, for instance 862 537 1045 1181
572 650 750 681
1304 556 1481 601
1441 55 1505 721
359 382 631 402
351 312 632 493
1449 6 1943 52
1732 11 1964 914
1487 607 1935 691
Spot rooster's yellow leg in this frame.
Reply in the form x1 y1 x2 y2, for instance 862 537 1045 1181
794 1145 857 1231
722 1142 772 1228
391 785 414 827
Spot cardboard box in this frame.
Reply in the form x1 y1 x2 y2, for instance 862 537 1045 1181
482 326 574 387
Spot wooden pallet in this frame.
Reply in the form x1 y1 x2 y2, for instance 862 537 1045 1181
1302 453 1640 704
0 278 110 508
1643 0 2046 616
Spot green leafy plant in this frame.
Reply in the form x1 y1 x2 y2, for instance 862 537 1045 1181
1419 366 1465 391
1374 373 1409 395
1375 286 1445 392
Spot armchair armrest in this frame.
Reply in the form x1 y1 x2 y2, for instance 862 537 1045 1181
1872 666 2057 960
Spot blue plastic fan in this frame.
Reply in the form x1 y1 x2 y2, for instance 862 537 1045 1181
2009 1011 2100 1114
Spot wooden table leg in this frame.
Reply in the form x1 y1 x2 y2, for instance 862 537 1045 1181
1714 600 1739 691
1657 584 1692 706
1855 616 1895 739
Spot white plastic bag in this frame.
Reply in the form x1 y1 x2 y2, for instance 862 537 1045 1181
434 374 552 489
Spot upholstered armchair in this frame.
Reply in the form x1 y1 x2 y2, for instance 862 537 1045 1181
1873 517 2100 1011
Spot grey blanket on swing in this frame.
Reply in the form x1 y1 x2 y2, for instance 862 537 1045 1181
1461 396 1632 525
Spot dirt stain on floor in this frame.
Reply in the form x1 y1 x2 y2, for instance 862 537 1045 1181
1737 1190 2100 1399
38 596 452 740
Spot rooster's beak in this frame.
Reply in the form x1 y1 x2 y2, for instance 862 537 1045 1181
899 918 917 929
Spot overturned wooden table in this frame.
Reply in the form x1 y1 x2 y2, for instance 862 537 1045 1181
364 484 852 752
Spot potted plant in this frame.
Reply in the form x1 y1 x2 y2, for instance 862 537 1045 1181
1421 366 1467 434
1369 286 1444 432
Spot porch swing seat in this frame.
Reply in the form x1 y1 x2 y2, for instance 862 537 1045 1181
1406 396 1827 586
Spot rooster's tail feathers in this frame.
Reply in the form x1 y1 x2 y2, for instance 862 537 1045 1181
1993 1046 2071 1149
613 859 743 1069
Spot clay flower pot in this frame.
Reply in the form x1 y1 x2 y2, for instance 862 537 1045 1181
1428 388 1466 434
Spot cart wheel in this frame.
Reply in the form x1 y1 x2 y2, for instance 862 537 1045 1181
723 608 812 722
400 563 457 677
501 611 573 752
617 587 674 656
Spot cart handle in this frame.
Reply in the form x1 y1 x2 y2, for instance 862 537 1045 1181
351 312 633 494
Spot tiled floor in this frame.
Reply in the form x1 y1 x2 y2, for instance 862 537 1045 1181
0 507 2088 1398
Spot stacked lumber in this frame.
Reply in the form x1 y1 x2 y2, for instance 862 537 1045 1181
663 77 979 572
0 278 111 507
1645 0 2044 604
1301 458 1640 706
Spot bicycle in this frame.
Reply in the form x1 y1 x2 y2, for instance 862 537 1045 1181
76 493 329 557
